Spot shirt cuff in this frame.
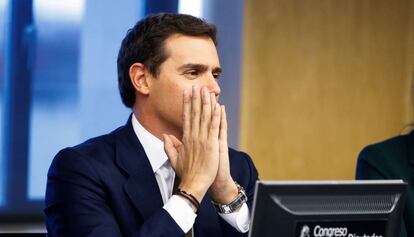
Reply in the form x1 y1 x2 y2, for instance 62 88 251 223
217 202 249 233
163 194 197 233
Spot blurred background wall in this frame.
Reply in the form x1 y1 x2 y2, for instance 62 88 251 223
240 0 414 180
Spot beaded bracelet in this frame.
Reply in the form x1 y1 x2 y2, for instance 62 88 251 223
176 188 201 213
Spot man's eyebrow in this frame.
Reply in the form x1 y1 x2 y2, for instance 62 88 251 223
177 63 207 71
178 63 222 73
212 67 222 74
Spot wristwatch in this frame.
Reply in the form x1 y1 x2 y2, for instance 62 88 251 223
211 182 248 214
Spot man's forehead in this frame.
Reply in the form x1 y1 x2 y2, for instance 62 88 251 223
164 34 220 67
165 33 215 46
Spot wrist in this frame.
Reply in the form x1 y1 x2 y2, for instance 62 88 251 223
211 182 247 214
209 179 239 204
175 189 200 214
179 180 208 203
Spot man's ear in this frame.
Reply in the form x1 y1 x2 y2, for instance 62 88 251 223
129 62 150 95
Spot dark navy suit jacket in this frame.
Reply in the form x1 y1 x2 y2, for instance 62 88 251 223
45 117 259 237
356 131 414 237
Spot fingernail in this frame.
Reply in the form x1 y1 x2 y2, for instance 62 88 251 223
216 103 220 110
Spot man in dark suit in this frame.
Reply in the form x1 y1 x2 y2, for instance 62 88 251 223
356 132 414 237
45 13 258 237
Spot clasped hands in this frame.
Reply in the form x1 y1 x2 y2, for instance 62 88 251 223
163 85 238 211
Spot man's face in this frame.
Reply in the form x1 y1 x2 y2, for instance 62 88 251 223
146 34 222 137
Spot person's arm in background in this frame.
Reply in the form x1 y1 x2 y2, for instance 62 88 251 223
356 145 388 180
355 145 407 237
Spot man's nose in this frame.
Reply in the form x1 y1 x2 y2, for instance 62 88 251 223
206 76 221 98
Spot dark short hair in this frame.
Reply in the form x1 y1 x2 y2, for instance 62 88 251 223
117 13 217 108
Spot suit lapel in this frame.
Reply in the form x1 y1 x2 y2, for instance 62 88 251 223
114 116 164 220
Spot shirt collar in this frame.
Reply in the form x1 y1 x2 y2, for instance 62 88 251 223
131 114 169 173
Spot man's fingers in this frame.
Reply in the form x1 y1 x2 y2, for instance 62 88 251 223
219 105 229 156
182 89 191 140
191 85 201 139
168 134 183 148
163 134 178 168
219 105 228 141
200 87 211 140
209 103 221 139
210 92 217 118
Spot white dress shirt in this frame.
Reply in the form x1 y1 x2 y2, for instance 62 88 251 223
132 114 249 233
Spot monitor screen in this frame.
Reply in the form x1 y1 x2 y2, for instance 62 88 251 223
249 180 407 237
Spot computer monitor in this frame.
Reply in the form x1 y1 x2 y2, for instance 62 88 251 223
249 180 407 237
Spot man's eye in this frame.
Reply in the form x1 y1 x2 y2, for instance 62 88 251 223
213 73 221 80
184 70 199 78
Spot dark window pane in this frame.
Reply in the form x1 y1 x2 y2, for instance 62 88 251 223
0 0 8 207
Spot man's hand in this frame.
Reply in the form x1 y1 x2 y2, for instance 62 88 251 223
163 85 221 203
208 105 239 205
